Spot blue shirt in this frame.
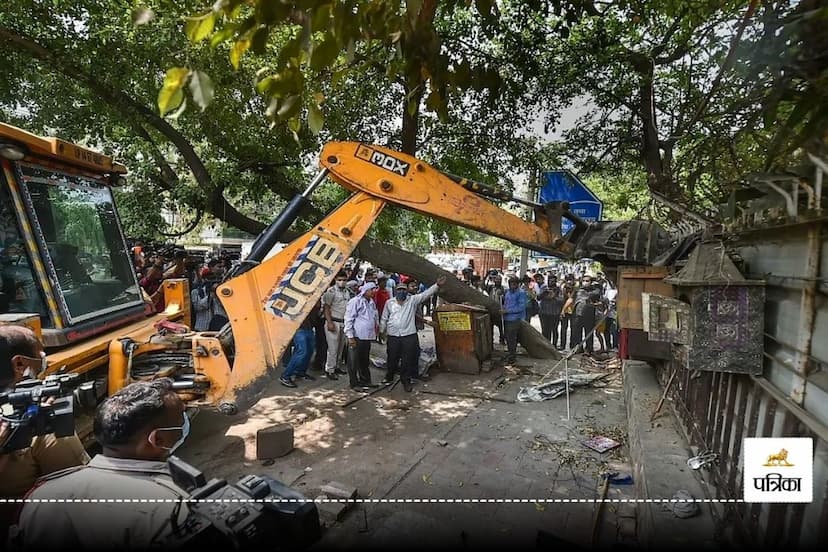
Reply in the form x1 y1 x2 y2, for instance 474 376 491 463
502 288 528 322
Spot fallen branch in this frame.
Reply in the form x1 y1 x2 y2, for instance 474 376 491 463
420 389 515 404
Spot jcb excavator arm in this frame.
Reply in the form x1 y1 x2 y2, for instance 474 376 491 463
202 142 671 414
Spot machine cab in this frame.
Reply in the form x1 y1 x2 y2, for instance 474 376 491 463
0 123 148 347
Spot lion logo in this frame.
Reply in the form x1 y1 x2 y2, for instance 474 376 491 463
763 449 794 467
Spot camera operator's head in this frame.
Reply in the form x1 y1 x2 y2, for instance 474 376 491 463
0 325 45 389
94 378 189 461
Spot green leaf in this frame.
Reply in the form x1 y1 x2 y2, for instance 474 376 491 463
278 37 302 66
163 67 191 90
278 95 301 120
312 3 332 33
210 22 238 48
158 67 190 115
310 34 340 71
189 71 215 111
158 86 185 117
288 116 301 133
167 96 188 120
184 12 216 44
308 102 324 134
331 68 347 88
230 39 250 69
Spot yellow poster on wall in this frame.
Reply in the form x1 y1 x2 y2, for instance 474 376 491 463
437 311 471 331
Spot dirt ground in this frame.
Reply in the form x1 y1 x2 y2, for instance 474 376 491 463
179 325 637 550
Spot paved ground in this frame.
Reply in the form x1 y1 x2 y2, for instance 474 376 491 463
180 325 638 550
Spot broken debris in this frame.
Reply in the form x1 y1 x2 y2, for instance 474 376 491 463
517 372 611 402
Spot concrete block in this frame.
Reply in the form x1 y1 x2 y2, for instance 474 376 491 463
256 424 294 459
316 497 350 524
320 481 358 500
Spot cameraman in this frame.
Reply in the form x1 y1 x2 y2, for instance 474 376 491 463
11 378 192 549
0 326 89 540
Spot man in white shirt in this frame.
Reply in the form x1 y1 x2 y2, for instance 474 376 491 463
380 277 445 392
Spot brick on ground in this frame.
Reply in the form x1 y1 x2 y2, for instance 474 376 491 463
256 424 294 460
320 481 358 500
316 496 351 525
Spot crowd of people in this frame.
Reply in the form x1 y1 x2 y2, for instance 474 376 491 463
279 264 442 394
133 246 234 331
458 261 618 361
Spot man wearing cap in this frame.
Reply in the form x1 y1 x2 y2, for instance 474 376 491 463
321 271 351 380
344 282 380 390
346 280 359 297
380 276 446 392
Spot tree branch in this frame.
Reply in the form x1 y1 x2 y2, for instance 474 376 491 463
0 25 268 235
674 0 760 137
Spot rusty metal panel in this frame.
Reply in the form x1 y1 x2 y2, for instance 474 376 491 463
433 304 491 374
645 294 691 343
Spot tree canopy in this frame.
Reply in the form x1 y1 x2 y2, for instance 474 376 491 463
0 0 824 249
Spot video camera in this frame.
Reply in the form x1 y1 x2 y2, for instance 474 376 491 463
165 456 321 550
0 373 81 453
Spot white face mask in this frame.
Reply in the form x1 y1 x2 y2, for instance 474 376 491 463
150 412 190 455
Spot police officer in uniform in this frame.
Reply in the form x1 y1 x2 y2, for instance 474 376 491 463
10 378 192 549
0 326 89 542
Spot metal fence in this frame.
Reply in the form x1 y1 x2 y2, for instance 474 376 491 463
661 218 827 548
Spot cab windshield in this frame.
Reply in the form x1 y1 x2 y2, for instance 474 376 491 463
0 181 48 320
18 163 142 323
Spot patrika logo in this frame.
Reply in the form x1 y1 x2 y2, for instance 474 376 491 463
762 448 793 467
744 438 812 503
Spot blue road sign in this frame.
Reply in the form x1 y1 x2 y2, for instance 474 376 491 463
532 170 603 258
538 170 603 235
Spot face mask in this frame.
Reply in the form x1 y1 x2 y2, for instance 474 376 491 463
395 290 408 301
16 351 47 381
151 412 190 456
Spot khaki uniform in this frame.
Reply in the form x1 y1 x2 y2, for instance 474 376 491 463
0 433 90 498
10 455 191 550
0 433 89 543
321 286 350 374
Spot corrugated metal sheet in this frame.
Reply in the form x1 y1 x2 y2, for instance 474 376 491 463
665 219 827 547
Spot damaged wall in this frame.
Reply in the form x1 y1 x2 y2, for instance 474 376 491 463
664 219 828 548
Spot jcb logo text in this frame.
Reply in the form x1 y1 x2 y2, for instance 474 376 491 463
268 236 341 319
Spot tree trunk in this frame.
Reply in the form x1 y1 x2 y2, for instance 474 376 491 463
354 238 560 360
400 84 422 155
